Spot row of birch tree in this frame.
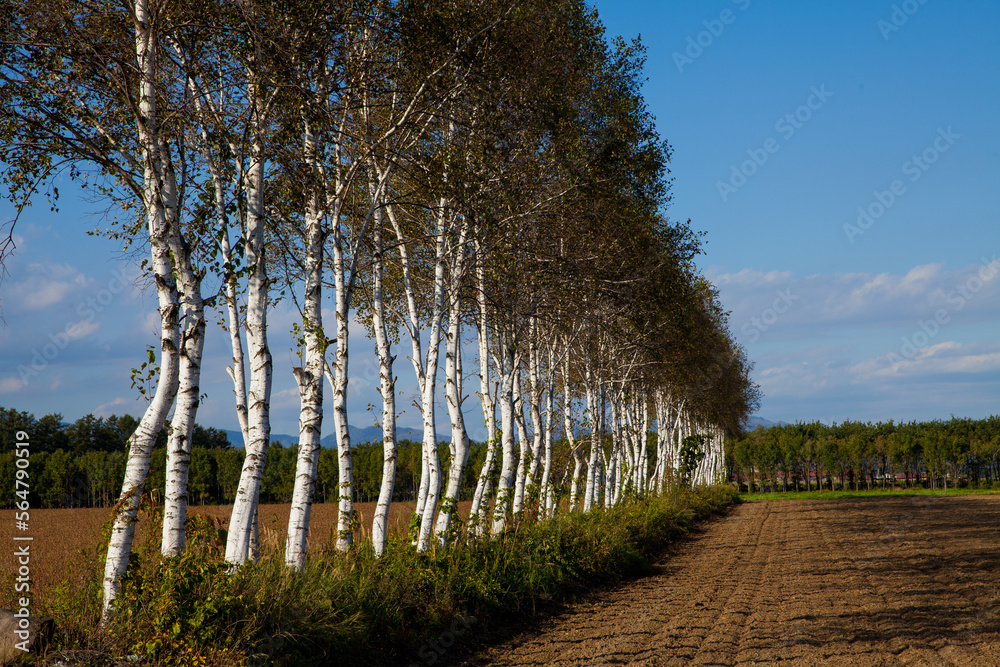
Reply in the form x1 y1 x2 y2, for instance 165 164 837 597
1 0 759 621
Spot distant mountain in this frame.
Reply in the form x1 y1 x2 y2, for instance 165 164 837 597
223 425 432 449
745 416 789 430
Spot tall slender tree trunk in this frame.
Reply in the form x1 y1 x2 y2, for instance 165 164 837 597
511 369 531 518
540 345 556 518
524 327 545 513
161 144 206 558
565 354 583 510
638 397 649 493
285 163 325 569
583 370 601 512
385 204 433 540
102 240 180 619
331 218 355 551
491 339 517 534
161 293 205 557
103 0 181 620
605 392 620 507
226 98 272 566
415 211 449 552
469 249 497 535
370 208 397 558
435 267 471 547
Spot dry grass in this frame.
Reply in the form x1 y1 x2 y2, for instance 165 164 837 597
0 500 473 609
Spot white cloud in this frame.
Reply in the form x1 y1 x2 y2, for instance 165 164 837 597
710 267 794 287
65 320 100 340
268 387 301 416
753 336 1000 423
94 397 132 418
0 377 26 394
6 261 91 311
858 340 1000 379
717 258 1000 347
136 310 160 335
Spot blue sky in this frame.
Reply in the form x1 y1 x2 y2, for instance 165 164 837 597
1 0 998 438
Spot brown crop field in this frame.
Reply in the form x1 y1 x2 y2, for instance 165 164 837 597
8 495 1000 666
0 500 471 609
465 495 1000 666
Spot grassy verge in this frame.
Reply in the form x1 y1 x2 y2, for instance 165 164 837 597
741 487 1000 502
35 485 738 666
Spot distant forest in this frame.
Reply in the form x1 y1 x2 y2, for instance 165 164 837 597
0 406 495 509
4 407 999 509
729 416 1000 492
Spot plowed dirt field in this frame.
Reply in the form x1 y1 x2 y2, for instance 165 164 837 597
465 496 1000 667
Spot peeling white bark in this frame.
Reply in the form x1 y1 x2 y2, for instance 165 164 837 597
491 340 517 535
370 205 397 558
469 248 498 536
103 0 181 619
285 157 325 569
434 219 471 548
225 88 272 566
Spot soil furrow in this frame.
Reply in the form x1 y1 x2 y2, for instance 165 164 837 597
463 496 1000 667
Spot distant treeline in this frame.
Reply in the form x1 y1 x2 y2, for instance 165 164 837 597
727 416 1000 492
0 407 504 509
14 406 997 507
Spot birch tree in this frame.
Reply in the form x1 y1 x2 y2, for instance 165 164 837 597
0 0 209 616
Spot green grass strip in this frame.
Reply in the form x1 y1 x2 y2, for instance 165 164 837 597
41 486 739 666
740 487 1000 502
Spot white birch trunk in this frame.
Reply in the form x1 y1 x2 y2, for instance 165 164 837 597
284 161 325 569
540 345 556 519
434 276 469 547
225 93 272 566
331 219 355 551
651 390 666 493
491 340 517 534
582 374 599 513
511 369 530 518
385 204 429 536
638 397 649 493
161 288 204 557
370 208 397 558
159 139 206 558
415 211 449 552
564 353 583 511
102 246 180 618
434 217 471 546
524 328 544 513
469 248 497 535
203 114 250 457
670 401 685 478
102 0 181 620
607 392 620 506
